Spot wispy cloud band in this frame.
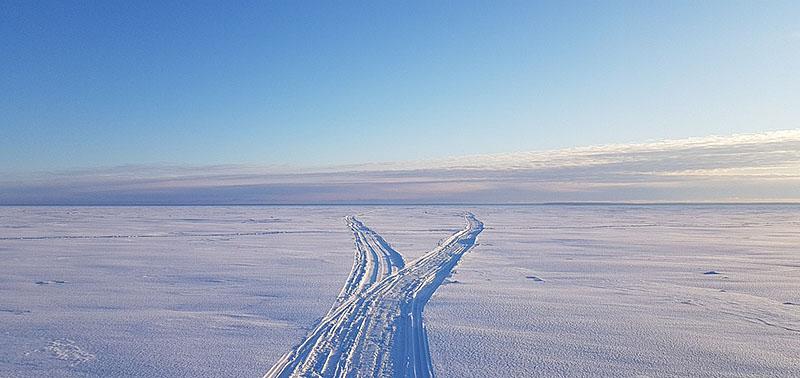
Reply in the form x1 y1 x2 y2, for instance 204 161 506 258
2 130 799 204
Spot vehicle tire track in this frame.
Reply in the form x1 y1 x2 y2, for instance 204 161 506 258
334 216 405 311
266 213 483 378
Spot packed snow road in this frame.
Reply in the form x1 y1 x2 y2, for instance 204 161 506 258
265 214 483 378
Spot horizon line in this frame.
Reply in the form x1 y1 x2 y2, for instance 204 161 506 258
2 201 799 207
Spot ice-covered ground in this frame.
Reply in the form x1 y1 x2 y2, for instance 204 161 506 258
1 205 798 377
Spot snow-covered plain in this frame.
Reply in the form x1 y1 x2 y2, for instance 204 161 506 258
1 205 798 377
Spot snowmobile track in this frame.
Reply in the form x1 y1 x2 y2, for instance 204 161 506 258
266 213 483 378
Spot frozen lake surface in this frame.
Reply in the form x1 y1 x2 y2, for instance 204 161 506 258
1 205 798 377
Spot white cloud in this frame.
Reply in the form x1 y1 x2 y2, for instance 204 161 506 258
2 130 799 204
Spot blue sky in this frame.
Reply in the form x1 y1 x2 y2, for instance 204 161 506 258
2 1 798 173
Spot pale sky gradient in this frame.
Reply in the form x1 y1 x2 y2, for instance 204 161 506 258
2 130 799 204
2 1 799 173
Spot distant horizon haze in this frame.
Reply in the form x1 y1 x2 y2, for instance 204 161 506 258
2 130 798 205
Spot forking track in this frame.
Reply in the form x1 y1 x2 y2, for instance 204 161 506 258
265 213 483 378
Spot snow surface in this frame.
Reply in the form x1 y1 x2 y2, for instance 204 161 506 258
266 214 482 377
1 205 798 377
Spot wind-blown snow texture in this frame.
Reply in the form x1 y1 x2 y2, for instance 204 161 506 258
1 205 798 377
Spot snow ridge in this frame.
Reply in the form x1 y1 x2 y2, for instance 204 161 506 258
265 214 483 378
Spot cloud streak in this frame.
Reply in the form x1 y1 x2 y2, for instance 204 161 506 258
2 130 799 204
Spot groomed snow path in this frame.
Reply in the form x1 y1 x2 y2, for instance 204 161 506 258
265 214 483 378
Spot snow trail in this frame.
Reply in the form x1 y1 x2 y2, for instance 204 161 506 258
266 214 483 378
333 216 406 311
